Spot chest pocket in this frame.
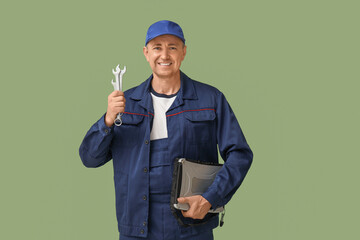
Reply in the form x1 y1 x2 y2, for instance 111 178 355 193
121 113 145 125
184 110 216 145
114 113 145 147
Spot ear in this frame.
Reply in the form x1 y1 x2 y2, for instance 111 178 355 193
143 46 150 62
182 45 187 61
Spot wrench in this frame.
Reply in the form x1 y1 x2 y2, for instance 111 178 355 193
111 64 126 126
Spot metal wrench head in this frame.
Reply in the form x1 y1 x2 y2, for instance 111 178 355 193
111 64 126 91
119 66 126 78
112 64 121 76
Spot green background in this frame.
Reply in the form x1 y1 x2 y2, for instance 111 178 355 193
1 0 359 239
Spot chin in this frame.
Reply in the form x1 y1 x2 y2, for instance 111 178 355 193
154 70 177 78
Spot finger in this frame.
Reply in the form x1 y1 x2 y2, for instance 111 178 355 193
110 100 125 107
110 90 119 96
111 106 125 113
182 210 199 219
109 90 123 97
181 210 190 218
113 102 125 107
112 96 125 102
177 197 188 203
115 90 124 96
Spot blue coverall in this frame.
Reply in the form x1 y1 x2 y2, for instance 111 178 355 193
79 72 253 239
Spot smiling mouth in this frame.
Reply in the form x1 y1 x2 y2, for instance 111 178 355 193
158 63 172 66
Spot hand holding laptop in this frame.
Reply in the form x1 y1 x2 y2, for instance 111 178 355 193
177 195 212 220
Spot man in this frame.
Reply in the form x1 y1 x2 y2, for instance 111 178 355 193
79 20 253 240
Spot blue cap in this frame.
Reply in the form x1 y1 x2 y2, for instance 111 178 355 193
145 20 185 46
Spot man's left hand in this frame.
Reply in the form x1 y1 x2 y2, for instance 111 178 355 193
177 195 211 219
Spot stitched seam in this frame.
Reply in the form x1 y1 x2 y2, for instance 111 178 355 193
166 108 215 117
124 112 151 117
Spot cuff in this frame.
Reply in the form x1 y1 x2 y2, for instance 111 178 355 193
201 188 223 210
97 113 114 136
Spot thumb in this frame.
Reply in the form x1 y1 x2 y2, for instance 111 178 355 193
177 197 189 203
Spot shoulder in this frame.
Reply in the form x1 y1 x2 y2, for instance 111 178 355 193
192 79 221 96
183 73 223 100
181 73 227 111
124 85 138 96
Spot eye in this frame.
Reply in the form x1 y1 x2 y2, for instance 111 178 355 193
170 47 177 50
153 47 161 50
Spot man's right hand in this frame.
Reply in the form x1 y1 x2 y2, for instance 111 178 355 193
105 90 126 127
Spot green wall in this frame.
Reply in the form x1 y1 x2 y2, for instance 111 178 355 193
1 0 359 239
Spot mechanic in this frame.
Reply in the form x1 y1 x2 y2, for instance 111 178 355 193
79 20 253 240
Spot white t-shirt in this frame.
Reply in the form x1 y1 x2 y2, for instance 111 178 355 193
150 88 177 141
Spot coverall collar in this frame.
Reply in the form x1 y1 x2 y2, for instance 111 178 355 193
129 71 198 112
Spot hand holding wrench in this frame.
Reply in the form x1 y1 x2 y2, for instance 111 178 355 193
111 64 126 126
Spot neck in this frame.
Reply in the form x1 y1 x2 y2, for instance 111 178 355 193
151 71 181 95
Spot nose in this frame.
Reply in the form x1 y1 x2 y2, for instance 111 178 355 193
160 48 170 60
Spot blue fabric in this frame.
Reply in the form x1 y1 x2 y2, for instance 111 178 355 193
149 138 172 194
119 139 214 239
119 195 213 240
145 20 185 46
79 71 253 238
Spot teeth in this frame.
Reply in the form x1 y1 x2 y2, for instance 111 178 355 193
159 63 171 66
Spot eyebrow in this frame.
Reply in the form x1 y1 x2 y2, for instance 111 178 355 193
152 43 178 46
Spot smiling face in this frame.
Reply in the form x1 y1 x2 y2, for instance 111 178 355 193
143 34 187 80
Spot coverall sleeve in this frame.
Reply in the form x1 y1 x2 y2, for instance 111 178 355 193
202 92 253 209
79 114 114 168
